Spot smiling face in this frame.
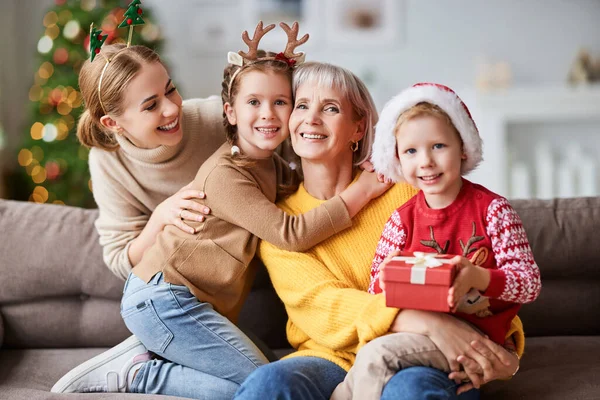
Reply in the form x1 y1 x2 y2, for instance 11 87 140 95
395 114 466 209
224 70 292 159
101 61 183 149
289 81 364 166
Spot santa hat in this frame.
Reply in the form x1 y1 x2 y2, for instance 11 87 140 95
371 83 483 183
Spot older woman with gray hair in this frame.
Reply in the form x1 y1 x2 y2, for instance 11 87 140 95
235 62 522 400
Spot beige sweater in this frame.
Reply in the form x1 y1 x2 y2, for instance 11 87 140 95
133 142 352 322
89 97 225 279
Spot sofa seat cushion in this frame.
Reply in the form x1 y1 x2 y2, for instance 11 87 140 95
482 336 600 399
0 348 188 399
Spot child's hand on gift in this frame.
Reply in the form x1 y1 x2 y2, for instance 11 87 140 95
447 256 491 312
378 250 402 292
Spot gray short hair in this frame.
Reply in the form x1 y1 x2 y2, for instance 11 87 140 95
292 62 378 166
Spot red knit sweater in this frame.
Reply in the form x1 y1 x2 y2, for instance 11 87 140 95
369 179 541 344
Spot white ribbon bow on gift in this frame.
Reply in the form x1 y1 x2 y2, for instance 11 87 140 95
393 252 453 284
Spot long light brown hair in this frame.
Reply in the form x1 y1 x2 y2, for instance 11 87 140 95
77 44 160 151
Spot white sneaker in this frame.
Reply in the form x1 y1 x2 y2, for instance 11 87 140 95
51 335 151 393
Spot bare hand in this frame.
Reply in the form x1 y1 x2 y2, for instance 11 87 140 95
448 338 520 394
356 170 393 200
378 250 402 292
155 182 210 234
448 256 488 311
359 160 375 172
425 313 487 372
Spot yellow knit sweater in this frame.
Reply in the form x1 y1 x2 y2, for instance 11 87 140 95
259 174 525 371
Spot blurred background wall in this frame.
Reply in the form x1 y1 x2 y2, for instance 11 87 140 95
1 0 599 205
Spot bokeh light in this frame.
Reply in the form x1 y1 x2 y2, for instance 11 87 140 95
38 36 54 54
18 149 33 167
30 122 44 140
63 20 81 40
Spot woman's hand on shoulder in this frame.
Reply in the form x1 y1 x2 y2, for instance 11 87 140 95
154 181 211 234
449 338 520 394
356 170 393 200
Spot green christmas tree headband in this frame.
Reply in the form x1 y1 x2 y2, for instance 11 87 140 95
91 0 146 114
227 21 309 98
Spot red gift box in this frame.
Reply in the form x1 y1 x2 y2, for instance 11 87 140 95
383 252 457 312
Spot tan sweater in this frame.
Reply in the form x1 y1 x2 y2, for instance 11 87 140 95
89 97 225 279
133 142 352 322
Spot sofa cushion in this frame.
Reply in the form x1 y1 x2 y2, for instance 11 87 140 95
0 200 123 303
511 197 600 337
0 348 188 399
482 335 600 399
2 336 599 399
2 298 130 349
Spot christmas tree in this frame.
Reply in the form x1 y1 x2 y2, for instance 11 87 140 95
11 0 162 207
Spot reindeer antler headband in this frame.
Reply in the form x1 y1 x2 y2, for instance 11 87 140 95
91 0 146 114
227 21 309 98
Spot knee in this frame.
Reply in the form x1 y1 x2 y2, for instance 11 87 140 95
235 363 298 399
381 367 458 400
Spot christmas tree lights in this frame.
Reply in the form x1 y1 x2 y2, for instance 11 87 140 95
12 0 163 207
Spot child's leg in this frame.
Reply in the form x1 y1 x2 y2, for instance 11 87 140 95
331 332 449 400
121 272 269 386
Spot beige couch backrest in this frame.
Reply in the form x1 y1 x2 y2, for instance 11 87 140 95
510 197 600 337
0 200 129 348
1 196 599 349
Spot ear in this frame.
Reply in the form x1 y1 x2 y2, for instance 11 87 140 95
224 102 237 125
352 118 366 142
99 115 120 133
461 152 468 160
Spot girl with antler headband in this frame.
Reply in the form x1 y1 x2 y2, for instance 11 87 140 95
51 20 390 398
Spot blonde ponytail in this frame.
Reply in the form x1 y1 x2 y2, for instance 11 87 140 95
76 109 119 150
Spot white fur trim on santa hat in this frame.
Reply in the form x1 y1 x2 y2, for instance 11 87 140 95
372 83 483 183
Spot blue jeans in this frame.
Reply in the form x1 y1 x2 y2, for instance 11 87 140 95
234 357 480 400
382 367 480 400
121 272 269 399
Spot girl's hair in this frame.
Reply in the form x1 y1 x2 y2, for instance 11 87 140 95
220 50 293 144
291 62 378 166
77 44 161 151
394 102 462 144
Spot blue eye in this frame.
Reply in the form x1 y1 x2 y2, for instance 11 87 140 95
406 148 416 154
433 143 445 149
295 103 307 109
324 106 339 113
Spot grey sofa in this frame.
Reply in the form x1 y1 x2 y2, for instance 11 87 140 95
0 196 599 399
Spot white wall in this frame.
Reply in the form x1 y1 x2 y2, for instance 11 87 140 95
1 0 599 172
146 0 600 107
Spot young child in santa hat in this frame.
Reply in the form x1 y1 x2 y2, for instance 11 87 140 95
331 83 542 400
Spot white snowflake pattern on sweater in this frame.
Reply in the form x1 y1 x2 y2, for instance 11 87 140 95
368 209 406 294
486 198 541 303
